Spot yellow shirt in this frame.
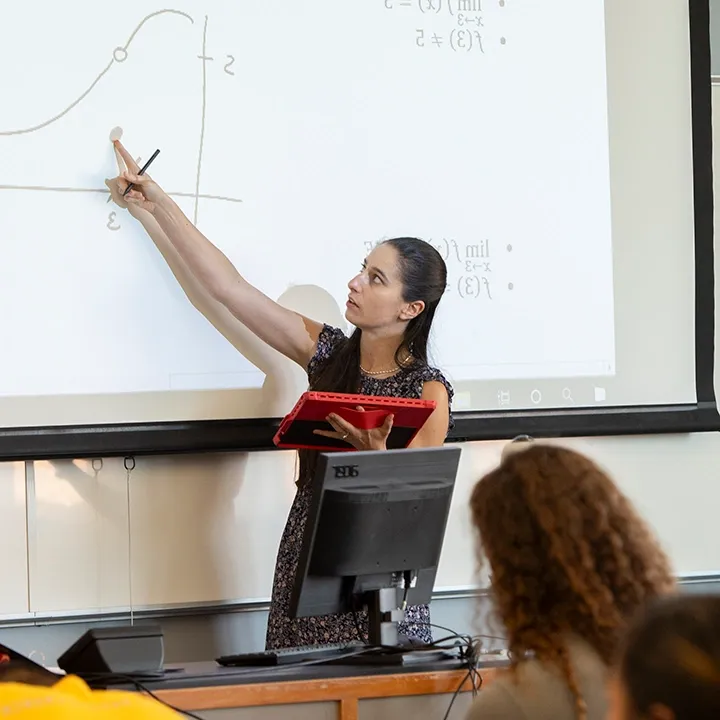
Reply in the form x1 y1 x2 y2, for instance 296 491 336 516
0 674 182 718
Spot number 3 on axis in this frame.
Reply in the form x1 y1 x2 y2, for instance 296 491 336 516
107 212 120 231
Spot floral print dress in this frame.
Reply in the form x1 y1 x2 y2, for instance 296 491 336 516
265 325 454 650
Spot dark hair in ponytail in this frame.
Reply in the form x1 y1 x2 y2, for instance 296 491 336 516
297 237 447 486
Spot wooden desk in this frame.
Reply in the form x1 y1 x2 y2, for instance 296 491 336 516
125 658 505 720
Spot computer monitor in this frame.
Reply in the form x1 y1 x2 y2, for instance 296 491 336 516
289 445 461 648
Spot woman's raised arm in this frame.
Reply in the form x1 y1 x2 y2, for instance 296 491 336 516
111 140 323 369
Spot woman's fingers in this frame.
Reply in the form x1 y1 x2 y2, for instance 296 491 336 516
326 414 355 437
113 140 140 174
104 178 128 208
108 158 128 202
315 414 355 443
112 143 127 176
120 172 152 208
124 189 147 204
311 411 394 450
312 429 352 443
122 170 150 185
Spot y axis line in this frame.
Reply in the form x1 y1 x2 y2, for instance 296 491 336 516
194 15 212 225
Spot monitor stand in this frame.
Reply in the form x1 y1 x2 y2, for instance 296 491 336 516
330 588 462 667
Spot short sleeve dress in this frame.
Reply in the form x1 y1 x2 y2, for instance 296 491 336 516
265 325 455 650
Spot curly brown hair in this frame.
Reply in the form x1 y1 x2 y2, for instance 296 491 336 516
470 443 675 719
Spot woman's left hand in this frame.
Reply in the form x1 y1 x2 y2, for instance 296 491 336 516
313 407 394 451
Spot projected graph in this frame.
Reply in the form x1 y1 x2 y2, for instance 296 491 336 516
0 9 242 224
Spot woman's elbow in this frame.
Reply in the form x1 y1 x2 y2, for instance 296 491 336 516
205 278 237 307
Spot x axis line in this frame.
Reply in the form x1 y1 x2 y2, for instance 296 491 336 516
0 184 242 203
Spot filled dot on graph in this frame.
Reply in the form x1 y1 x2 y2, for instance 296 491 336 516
500 37 507 45
508 282 514 290
499 0 505 5
506 244 513 252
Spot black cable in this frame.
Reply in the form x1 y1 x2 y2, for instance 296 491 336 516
72 620 496 720
402 623 509 720
440 629 485 720
125 676 204 720
337 615 506 685
360 629 478 667
421 621 506 645
72 646 377 720
106 649 479 720
73 672 204 720
401 570 413 610
441 667 473 720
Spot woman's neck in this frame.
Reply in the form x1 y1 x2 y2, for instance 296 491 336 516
359 330 407 375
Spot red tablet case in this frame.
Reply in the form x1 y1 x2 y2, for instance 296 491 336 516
273 391 436 451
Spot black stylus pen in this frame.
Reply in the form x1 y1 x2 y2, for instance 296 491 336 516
122 148 160 197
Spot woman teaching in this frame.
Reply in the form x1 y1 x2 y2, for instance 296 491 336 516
108 141 454 650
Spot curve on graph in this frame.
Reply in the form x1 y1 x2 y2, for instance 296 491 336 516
0 9 194 136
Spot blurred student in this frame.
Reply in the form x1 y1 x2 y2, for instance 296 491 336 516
466 444 675 720
0 659 182 718
608 593 720 720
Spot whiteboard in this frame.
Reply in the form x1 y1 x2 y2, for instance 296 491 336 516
0 0 701 436
14 430 720 618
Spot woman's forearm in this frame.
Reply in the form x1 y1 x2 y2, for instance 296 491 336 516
129 205 217 311
129 207 249 347
133 183 322 368
152 194 248 302
127 206 283 372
